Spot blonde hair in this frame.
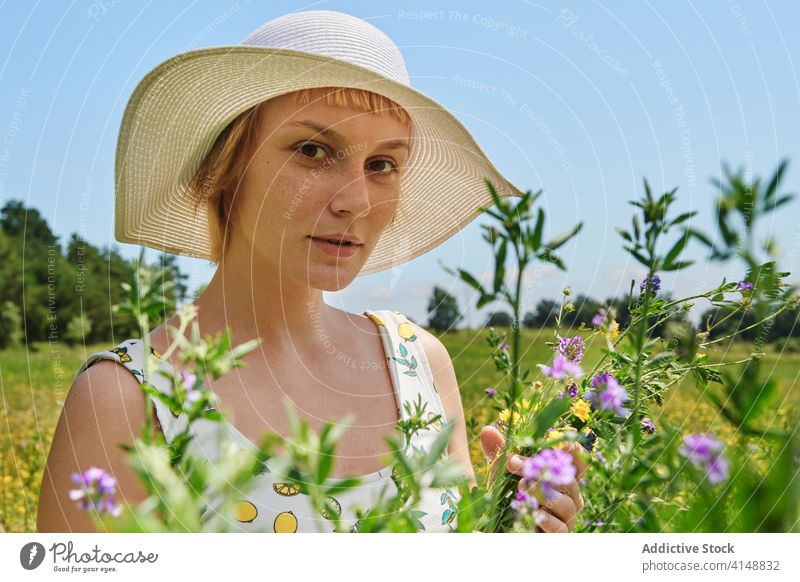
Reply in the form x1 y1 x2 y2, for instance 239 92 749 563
187 87 413 264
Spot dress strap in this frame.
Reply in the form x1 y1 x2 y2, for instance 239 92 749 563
74 339 188 444
363 309 447 456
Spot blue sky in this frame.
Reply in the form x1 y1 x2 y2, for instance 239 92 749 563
1 1 798 327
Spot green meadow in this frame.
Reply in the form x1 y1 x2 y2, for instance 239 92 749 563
2 330 798 533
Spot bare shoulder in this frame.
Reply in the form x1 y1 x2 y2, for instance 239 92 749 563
408 320 476 484
37 359 152 532
408 321 451 373
407 321 461 418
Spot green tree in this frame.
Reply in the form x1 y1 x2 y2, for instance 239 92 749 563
0 300 23 349
484 311 513 327
64 313 92 346
426 286 462 332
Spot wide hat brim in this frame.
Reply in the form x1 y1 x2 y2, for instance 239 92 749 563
115 45 526 276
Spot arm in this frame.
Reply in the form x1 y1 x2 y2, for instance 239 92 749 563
37 360 155 532
411 322 477 490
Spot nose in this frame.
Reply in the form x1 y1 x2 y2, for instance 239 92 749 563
328 157 371 217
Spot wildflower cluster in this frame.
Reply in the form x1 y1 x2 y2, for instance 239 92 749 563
587 372 630 418
69 467 122 517
522 449 577 500
678 433 728 484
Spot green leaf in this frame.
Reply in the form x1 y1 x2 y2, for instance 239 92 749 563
663 231 690 267
533 208 545 249
669 211 697 227
662 259 694 271
484 178 503 210
742 378 778 427
476 292 496 309
546 222 583 251
647 351 675 369
457 269 486 295
763 159 788 203
493 238 508 294
615 227 632 242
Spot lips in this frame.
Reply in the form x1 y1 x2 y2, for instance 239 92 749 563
308 236 362 257
311 237 357 246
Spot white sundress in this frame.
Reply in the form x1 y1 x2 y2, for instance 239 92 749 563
75 309 462 532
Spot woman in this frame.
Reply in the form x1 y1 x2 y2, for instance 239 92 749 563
37 10 587 533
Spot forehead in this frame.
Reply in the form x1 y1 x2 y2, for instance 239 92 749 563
256 92 411 146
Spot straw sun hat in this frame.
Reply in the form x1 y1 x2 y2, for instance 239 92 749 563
114 9 525 276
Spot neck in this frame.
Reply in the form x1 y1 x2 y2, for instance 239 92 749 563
191 234 341 354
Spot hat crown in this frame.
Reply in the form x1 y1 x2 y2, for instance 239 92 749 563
242 10 410 86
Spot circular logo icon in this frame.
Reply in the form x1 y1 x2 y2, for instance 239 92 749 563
20 542 46 570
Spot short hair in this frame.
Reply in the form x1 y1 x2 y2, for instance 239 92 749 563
186 87 413 265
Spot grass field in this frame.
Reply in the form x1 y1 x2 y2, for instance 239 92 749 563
2 329 798 533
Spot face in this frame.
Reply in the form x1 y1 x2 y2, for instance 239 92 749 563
229 92 412 291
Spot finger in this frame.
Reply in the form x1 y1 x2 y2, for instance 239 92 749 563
520 481 577 532
539 491 577 532
480 425 505 461
564 441 591 480
480 425 506 485
555 478 583 513
519 478 582 514
537 509 569 533
505 453 526 477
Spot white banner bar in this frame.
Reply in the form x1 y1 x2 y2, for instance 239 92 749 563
1 533 797 580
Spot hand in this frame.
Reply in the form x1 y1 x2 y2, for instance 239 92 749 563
480 424 591 533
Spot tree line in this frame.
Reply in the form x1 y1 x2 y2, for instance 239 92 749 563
0 200 188 349
426 285 800 343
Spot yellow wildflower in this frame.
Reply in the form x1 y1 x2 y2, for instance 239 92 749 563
571 399 592 422
498 408 521 426
514 398 532 411
600 320 620 341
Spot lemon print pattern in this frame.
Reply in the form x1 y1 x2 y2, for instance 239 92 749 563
397 321 417 342
235 500 258 523
320 497 342 520
109 346 132 363
273 482 301 496
274 511 298 533
426 411 443 431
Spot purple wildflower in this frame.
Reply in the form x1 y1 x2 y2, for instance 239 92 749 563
485 387 497 397
587 372 631 417
541 354 583 381
180 370 201 405
641 417 656 434
180 370 197 390
568 383 579 398
679 433 729 484
510 489 539 514
557 336 585 364
592 309 607 327
737 280 754 291
522 448 576 500
640 273 661 294
499 342 509 351
69 467 122 517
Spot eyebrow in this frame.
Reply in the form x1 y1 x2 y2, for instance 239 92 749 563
281 120 410 151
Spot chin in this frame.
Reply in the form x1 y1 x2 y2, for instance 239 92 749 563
304 263 362 292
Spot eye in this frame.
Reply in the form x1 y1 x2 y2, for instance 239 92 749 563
295 142 328 160
367 159 398 175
